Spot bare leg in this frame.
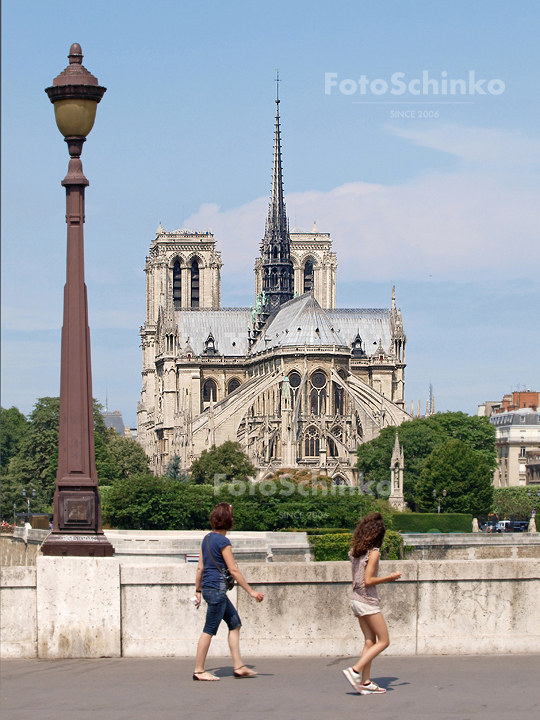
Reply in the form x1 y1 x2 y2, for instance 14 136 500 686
229 627 257 677
228 627 243 669
351 613 389 675
357 616 376 683
194 632 219 679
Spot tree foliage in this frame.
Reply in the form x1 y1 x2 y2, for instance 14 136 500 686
491 487 540 519
189 441 255 485
356 412 496 511
0 397 150 520
1 406 29 474
415 439 493 515
102 473 391 531
165 454 187 480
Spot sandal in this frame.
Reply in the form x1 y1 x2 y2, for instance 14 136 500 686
233 665 257 678
193 671 220 681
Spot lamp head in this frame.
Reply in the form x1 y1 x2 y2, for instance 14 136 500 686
45 44 106 138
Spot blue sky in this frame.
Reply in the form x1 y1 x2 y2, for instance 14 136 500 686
2 0 539 426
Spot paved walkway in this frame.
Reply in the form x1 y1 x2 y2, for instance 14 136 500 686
1 655 538 720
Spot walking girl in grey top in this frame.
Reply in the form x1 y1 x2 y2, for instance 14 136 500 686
342 512 401 695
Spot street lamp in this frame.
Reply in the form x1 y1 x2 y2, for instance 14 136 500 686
22 488 36 513
432 488 447 514
41 44 113 557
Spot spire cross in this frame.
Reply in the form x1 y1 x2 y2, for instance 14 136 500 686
275 70 280 103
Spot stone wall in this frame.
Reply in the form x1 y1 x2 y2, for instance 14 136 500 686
0 534 43 567
2 558 538 659
402 533 540 560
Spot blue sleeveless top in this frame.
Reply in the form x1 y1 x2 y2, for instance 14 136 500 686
202 532 231 590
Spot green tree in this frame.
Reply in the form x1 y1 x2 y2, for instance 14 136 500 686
415 439 493 515
106 428 150 482
0 397 135 520
165 453 187 480
190 441 255 485
357 412 496 510
1 406 29 474
492 487 540 519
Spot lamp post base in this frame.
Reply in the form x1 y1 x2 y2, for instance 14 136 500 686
41 533 114 557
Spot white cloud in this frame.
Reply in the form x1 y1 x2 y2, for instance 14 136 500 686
388 124 540 167
183 125 540 283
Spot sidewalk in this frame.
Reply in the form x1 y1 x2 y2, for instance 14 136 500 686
1 654 538 720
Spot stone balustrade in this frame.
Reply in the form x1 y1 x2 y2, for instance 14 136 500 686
1 558 538 659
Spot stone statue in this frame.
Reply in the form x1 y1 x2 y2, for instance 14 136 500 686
256 294 262 314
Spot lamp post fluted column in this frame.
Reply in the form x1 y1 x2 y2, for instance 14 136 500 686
41 44 113 557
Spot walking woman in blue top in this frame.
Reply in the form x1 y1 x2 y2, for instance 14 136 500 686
193 503 264 681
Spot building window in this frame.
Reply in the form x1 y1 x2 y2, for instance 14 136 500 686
304 259 314 293
191 260 200 308
228 378 241 394
310 371 327 415
173 260 181 302
202 378 217 402
519 446 526 458
305 426 320 456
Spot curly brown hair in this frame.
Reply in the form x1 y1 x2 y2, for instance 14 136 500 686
350 512 386 558
209 503 234 531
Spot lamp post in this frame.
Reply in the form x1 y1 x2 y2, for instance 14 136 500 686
432 488 447 514
41 44 113 557
22 488 36 514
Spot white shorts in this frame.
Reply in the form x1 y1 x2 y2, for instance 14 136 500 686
350 599 381 617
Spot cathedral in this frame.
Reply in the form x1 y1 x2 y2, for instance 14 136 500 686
137 97 410 484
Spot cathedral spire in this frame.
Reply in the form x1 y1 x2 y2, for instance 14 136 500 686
260 74 294 316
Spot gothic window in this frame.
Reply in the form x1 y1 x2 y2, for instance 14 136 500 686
173 260 181 302
271 270 278 287
332 475 347 486
328 425 341 457
228 378 241 394
333 383 344 416
288 371 301 388
304 426 320 457
191 260 200 308
310 371 327 415
328 437 338 457
304 259 314 293
202 378 217 402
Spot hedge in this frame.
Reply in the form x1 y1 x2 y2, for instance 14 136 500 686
103 474 393 531
391 513 473 534
310 530 404 561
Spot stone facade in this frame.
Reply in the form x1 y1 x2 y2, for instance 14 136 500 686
137 102 409 481
491 408 540 486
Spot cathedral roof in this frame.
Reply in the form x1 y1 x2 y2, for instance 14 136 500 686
175 309 251 357
326 308 393 352
251 293 348 353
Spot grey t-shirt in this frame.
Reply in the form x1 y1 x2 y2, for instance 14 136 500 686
349 548 380 606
